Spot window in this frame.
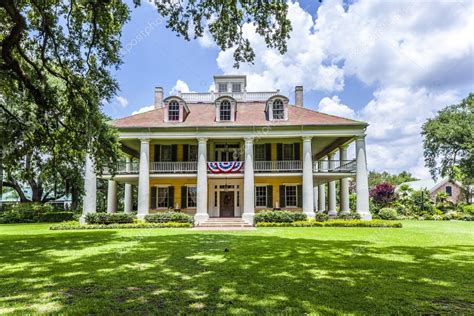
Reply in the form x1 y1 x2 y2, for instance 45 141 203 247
254 144 266 161
218 83 227 92
168 100 180 121
187 186 197 208
445 186 452 196
283 144 295 160
285 185 297 207
220 100 231 121
256 186 267 207
161 145 172 162
272 99 284 119
232 83 241 92
157 187 169 208
189 145 198 161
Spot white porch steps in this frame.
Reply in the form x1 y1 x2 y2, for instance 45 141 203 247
197 217 253 227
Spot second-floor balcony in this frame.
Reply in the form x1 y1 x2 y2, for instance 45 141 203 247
107 159 357 175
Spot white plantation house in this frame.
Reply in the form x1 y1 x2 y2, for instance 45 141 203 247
81 75 371 225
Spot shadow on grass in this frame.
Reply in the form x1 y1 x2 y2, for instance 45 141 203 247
0 230 473 314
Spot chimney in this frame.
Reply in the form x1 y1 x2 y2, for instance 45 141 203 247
154 87 163 108
295 86 303 107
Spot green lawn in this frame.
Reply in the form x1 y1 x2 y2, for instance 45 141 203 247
0 222 473 314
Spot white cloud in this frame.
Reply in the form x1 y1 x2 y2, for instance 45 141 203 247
210 0 473 177
317 96 356 119
132 105 154 115
115 96 129 108
170 79 193 95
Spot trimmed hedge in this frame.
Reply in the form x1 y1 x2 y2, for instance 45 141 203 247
379 208 398 220
50 222 192 230
85 213 135 225
144 212 193 224
256 219 402 228
337 212 361 220
0 203 74 224
254 210 307 223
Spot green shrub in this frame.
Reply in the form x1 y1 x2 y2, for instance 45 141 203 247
314 212 329 222
0 202 74 224
144 211 193 224
379 208 398 220
337 212 361 220
50 222 192 230
463 204 474 215
38 212 75 222
256 220 402 228
254 211 307 223
85 213 135 225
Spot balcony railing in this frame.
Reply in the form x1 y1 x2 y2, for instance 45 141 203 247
110 161 139 174
254 160 302 173
313 159 356 173
151 161 197 173
178 91 279 102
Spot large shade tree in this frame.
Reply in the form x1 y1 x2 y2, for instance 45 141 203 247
0 0 291 205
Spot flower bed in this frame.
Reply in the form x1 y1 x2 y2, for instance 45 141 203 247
256 219 402 228
49 222 192 230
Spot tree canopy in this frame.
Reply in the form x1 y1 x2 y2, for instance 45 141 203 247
368 171 417 188
422 93 474 182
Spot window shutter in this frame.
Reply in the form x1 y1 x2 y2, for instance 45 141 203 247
279 185 286 208
267 185 273 208
277 144 283 161
151 187 157 209
183 145 189 161
265 144 272 161
154 145 161 162
294 143 300 160
181 186 187 209
168 186 174 209
297 185 303 208
171 145 178 161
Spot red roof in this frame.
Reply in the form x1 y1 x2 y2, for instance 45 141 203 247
112 102 364 128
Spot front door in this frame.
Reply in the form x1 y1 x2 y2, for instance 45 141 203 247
219 191 235 217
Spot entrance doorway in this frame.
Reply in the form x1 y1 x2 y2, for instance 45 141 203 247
219 191 235 217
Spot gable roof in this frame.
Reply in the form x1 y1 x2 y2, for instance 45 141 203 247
112 102 366 129
400 178 463 192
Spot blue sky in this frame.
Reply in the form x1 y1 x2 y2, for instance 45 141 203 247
104 0 473 178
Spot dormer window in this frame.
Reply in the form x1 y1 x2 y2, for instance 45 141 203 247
232 83 241 93
168 100 180 121
273 99 284 119
220 100 231 121
218 83 227 92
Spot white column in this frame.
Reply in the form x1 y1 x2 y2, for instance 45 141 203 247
318 184 326 212
313 186 319 212
302 136 315 219
81 153 96 224
124 156 133 214
137 138 150 219
328 153 337 217
356 136 372 220
242 137 255 224
339 146 350 214
106 180 117 213
195 137 209 224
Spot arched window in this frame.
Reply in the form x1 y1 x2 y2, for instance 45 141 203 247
168 100 180 121
220 100 231 121
272 99 284 119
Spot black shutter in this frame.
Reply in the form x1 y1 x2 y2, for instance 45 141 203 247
154 145 161 162
151 187 157 209
267 185 273 208
168 186 174 209
265 144 272 161
183 145 189 162
171 145 178 161
277 143 283 161
294 143 300 160
215 150 218 161
181 186 187 209
279 185 286 208
297 185 303 208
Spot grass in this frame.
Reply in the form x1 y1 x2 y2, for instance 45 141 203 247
0 221 473 314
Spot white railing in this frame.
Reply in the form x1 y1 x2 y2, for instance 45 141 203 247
254 160 302 173
178 91 279 102
313 159 356 173
150 161 198 173
104 161 139 174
